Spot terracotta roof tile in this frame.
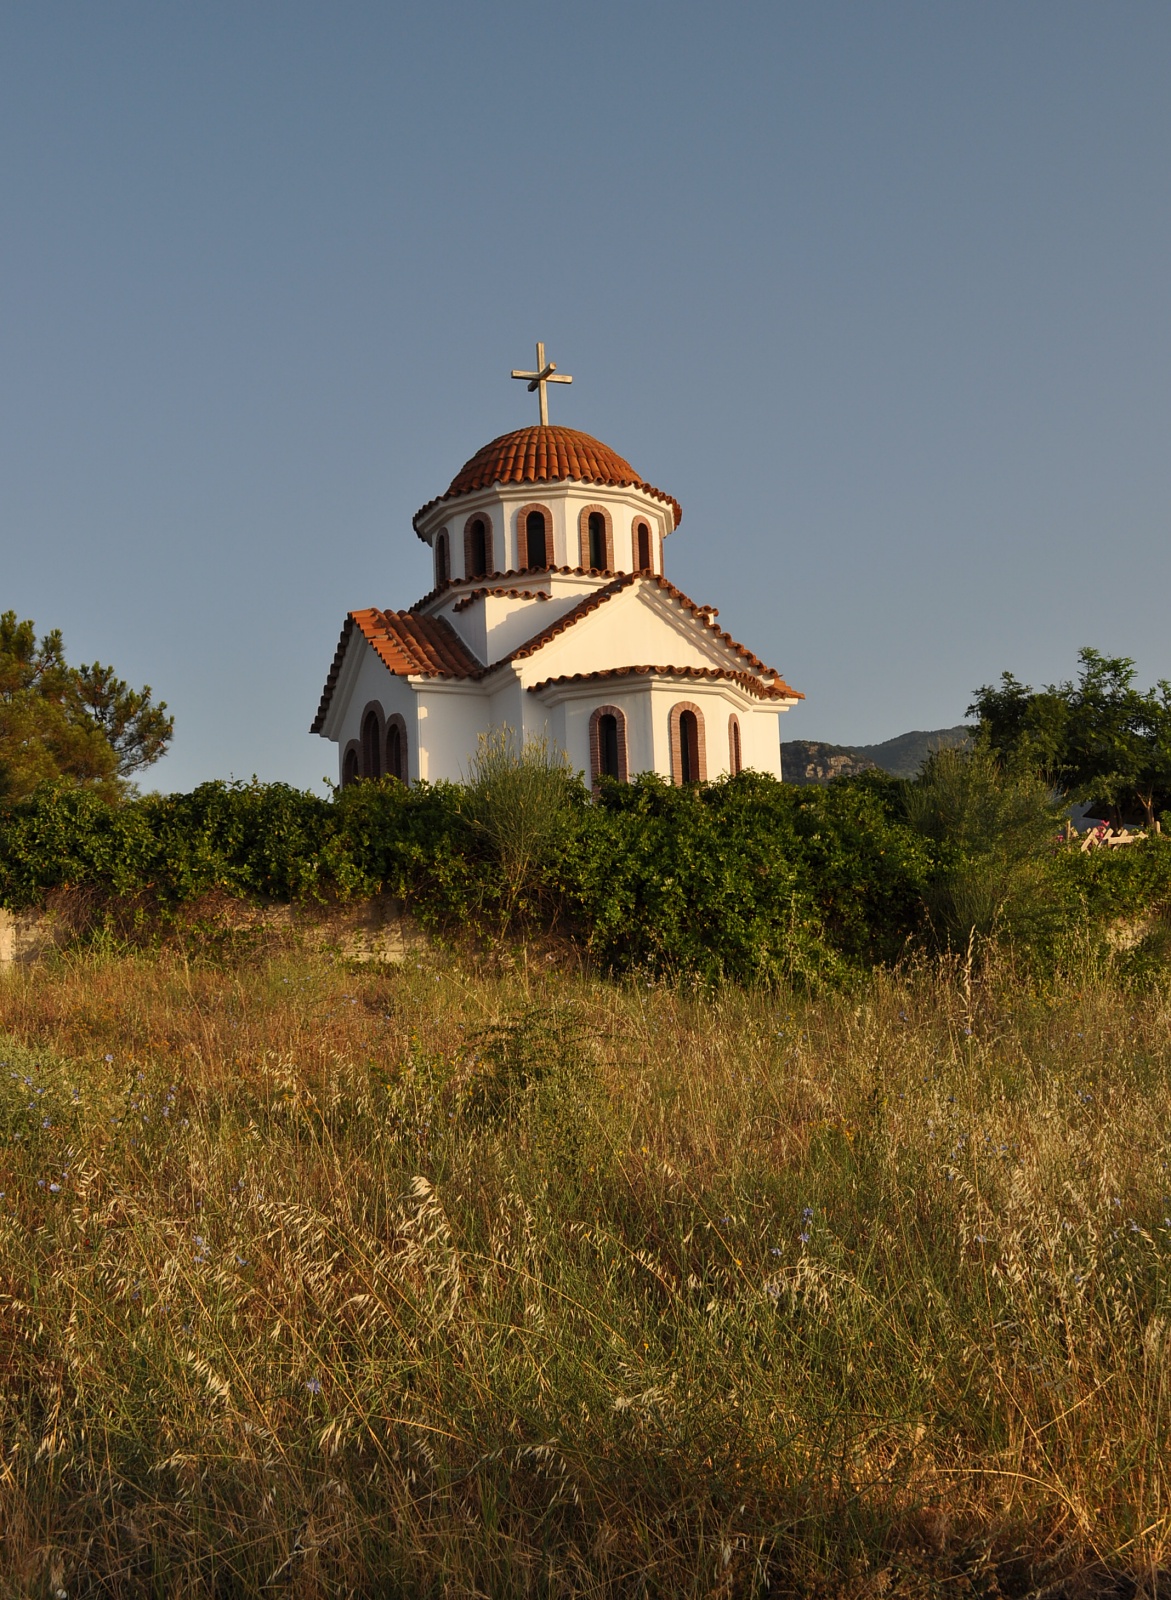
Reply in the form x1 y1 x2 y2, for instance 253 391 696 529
452 587 549 613
313 575 802 734
412 425 682 531
309 609 483 733
526 665 804 701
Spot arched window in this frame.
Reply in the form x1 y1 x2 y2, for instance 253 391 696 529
386 715 408 783
669 701 707 785
435 531 449 587
635 520 652 573
589 704 628 787
588 512 606 572
342 745 360 786
578 505 612 572
466 516 489 579
525 510 548 569
361 709 382 779
728 714 742 776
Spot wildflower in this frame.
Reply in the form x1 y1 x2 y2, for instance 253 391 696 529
49 1183 60 1194
306 1376 322 1394
104 1054 113 1062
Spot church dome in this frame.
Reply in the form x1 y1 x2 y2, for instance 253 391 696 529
412 425 682 529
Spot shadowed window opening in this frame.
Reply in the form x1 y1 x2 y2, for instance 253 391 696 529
729 715 742 776
387 722 405 782
526 510 548 568
343 747 359 786
469 519 487 578
588 512 606 571
361 711 382 779
435 532 449 587
599 713 620 779
636 521 652 572
679 710 700 784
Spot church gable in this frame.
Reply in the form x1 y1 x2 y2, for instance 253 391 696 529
310 608 482 735
497 573 795 693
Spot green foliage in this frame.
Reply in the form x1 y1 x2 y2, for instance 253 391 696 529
903 744 1065 948
972 647 1171 825
4 742 1171 982
0 610 173 801
459 730 584 930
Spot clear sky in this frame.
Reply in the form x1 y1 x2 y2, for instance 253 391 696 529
3 2 1169 790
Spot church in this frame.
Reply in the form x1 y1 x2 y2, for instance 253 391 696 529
312 345 803 786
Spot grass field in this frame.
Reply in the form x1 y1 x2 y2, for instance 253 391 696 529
1 941 1169 1597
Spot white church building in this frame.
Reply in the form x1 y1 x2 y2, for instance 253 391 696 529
312 346 802 787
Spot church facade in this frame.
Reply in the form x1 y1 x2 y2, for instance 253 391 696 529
312 357 802 786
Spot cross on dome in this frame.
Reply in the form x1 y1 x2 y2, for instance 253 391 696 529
510 341 573 426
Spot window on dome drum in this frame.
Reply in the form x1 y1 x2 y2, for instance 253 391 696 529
468 518 488 578
636 521 652 573
361 711 382 779
386 718 407 783
343 747 360 786
525 510 548 569
435 532 449 587
588 512 606 571
729 714 742 776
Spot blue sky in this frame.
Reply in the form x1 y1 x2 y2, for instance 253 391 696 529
3 2 1169 789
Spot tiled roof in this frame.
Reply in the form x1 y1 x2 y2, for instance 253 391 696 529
527 665 804 701
412 426 682 531
313 574 801 733
452 587 549 613
414 566 598 611
309 609 483 733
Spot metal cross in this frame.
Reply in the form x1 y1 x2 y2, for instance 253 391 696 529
510 341 572 425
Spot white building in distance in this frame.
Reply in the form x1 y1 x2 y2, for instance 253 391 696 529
313 350 802 787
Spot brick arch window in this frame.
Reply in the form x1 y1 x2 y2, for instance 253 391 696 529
669 701 707 785
342 742 361 786
728 713 743 776
360 701 385 779
464 513 493 579
385 713 408 783
634 518 653 574
589 704 629 788
517 503 552 570
578 504 614 572
435 530 449 587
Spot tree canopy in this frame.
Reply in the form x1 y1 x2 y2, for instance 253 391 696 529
970 647 1171 826
0 611 173 802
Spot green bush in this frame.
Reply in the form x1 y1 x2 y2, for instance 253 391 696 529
4 755 1171 983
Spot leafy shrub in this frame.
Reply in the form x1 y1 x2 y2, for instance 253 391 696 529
4 754 1171 983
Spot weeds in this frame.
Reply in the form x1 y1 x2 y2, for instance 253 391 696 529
0 947 1169 1595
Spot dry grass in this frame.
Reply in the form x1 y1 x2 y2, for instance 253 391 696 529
0 940 1169 1597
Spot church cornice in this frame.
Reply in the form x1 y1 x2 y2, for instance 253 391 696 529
526 665 804 703
312 573 803 735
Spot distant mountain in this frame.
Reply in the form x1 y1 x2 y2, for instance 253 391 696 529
782 726 973 785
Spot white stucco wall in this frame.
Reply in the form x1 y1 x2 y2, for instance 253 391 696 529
419 480 674 582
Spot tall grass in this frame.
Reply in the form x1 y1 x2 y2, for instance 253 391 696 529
1 943 1169 1596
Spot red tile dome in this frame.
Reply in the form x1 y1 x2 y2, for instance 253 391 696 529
413 425 681 530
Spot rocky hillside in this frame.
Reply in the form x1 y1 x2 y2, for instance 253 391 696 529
782 725 973 784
